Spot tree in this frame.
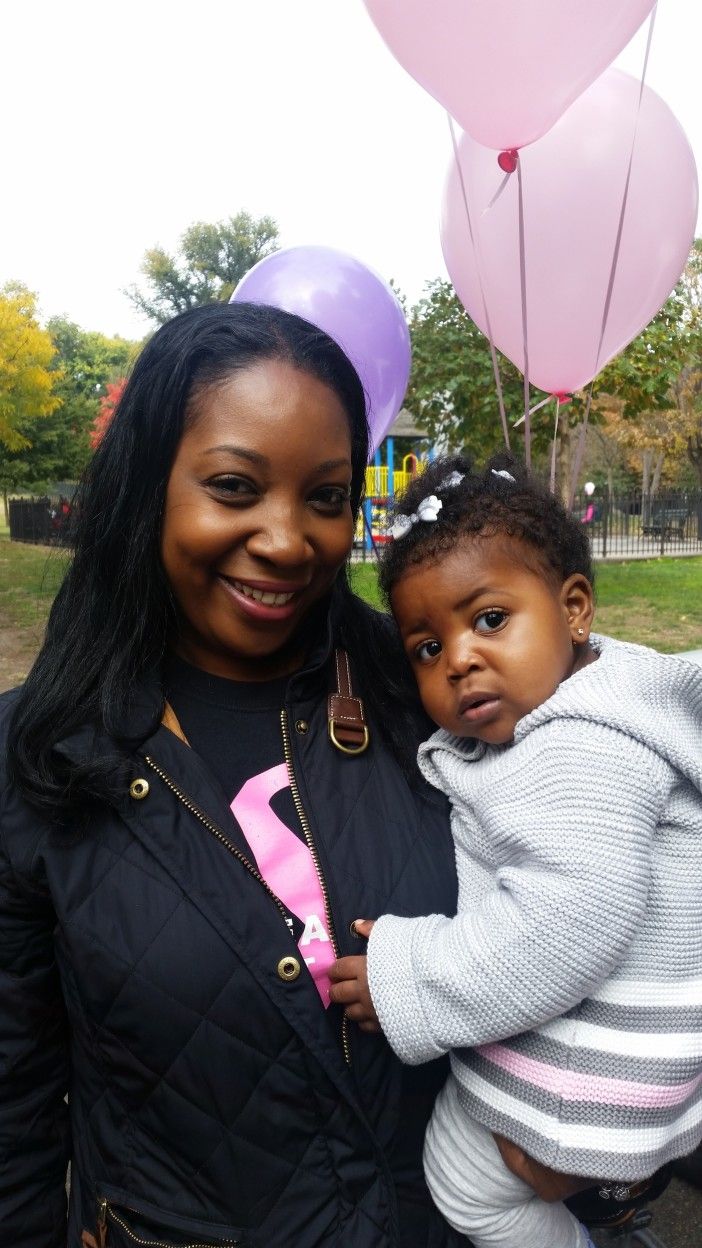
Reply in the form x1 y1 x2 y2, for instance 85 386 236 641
671 240 702 485
405 280 530 460
589 240 702 490
0 411 75 524
676 366 702 484
126 212 279 325
589 400 690 495
47 317 136 469
91 378 127 448
0 317 137 520
0 283 60 451
595 290 691 422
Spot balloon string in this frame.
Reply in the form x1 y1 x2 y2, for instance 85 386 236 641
550 397 561 494
513 393 553 428
447 114 511 451
568 383 595 508
483 170 513 214
568 2 657 507
516 156 531 469
593 4 657 377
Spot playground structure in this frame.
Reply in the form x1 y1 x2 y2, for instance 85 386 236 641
360 451 428 549
359 412 433 550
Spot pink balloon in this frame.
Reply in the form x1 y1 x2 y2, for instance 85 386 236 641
441 69 699 395
364 0 655 151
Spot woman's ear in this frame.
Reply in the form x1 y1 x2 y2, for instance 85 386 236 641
561 573 595 644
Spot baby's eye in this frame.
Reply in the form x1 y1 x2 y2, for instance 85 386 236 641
474 609 508 634
414 639 442 663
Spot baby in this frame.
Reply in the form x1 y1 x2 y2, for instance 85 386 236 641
330 454 702 1248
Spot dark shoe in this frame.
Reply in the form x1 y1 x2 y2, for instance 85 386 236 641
672 1143 702 1191
566 1165 673 1230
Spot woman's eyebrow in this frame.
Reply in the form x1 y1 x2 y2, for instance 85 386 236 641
203 445 267 464
201 448 351 474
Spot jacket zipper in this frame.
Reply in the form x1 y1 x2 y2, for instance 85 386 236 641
143 757 291 929
143 746 351 1067
97 1196 239 1247
280 709 351 1066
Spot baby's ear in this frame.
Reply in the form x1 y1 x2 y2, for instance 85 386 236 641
562 573 595 642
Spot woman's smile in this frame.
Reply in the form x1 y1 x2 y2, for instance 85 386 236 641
217 574 307 619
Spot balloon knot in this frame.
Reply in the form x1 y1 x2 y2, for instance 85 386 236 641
497 149 519 174
554 392 572 406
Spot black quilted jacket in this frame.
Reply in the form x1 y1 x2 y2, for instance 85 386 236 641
0 639 467 1248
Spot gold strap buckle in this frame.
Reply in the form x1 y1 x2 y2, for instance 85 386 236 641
329 720 370 756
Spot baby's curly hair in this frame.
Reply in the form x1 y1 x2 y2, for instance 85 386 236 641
379 451 594 602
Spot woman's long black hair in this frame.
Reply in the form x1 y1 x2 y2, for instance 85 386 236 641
8 301 421 821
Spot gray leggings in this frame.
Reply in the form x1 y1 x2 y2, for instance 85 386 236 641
424 1082 593 1248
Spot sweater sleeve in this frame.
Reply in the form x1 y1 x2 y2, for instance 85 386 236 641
0 809 70 1246
366 720 673 1065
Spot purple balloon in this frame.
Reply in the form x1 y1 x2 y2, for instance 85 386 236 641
231 245 411 452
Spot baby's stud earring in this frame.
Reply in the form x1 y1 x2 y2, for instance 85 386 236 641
577 627 585 636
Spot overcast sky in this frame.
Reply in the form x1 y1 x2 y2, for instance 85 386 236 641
1 1 699 340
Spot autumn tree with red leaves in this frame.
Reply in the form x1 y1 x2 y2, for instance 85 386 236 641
91 378 126 448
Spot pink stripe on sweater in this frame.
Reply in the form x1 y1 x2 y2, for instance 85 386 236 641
477 1043 702 1108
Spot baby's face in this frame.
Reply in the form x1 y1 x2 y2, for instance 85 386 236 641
391 535 594 744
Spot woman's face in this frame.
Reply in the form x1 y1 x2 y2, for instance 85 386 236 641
161 358 355 680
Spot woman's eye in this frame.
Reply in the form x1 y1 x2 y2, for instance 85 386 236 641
311 486 350 512
207 475 257 498
474 609 508 634
415 639 442 663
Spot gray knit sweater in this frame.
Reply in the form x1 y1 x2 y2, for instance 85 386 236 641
367 635 702 1181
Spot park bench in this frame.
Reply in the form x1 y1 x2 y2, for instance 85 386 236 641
641 507 689 540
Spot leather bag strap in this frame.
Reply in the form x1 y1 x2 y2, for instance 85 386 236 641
328 648 369 756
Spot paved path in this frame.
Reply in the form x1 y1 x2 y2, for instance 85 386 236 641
613 1175 702 1247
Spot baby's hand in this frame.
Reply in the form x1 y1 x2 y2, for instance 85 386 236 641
329 919 380 1033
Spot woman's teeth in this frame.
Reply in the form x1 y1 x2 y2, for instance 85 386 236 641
232 580 296 606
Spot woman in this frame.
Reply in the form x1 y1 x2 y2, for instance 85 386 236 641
0 302 655 1248
1 302 464 1248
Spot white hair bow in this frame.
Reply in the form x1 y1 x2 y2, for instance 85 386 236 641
439 471 465 489
390 494 443 540
491 469 516 483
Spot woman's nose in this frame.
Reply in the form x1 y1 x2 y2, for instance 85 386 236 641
245 503 313 567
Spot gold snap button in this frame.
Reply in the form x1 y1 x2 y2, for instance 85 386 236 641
295 719 309 734
277 956 301 982
129 778 150 800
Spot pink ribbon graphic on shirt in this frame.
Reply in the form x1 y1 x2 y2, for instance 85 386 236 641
231 764 334 1005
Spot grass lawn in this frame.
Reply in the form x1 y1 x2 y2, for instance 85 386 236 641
351 556 702 653
0 538 69 628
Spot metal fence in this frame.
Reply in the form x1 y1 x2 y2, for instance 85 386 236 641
8 496 76 547
353 490 702 562
572 490 702 561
